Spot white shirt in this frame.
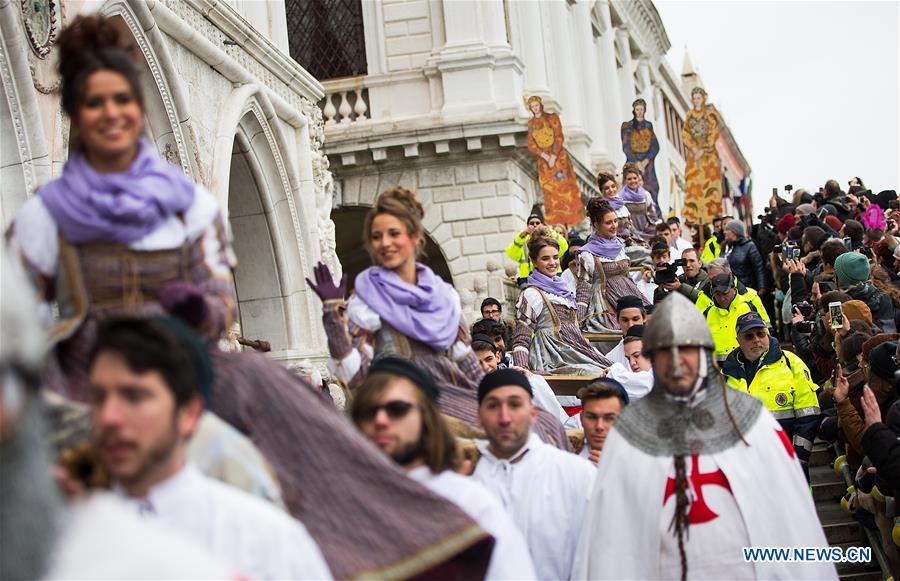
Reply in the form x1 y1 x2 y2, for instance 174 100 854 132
529 373 569 425
561 268 577 294
47 493 231 579
606 362 654 401
408 466 537 580
116 464 332 580
605 340 627 366
473 433 596 581
670 236 693 259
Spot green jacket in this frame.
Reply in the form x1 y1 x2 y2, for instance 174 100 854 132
505 229 569 279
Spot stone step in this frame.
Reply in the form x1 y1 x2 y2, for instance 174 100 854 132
838 571 883 581
814 480 849 503
810 463 844 485
824 521 863 545
833 542 876 575
816 500 858 526
811 446 835 467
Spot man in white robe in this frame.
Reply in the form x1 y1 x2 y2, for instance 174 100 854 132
574 293 836 580
350 356 535 580
473 369 596 580
604 332 654 401
605 296 648 366
87 317 332 580
575 379 627 464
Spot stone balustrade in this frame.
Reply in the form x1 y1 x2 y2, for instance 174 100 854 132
320 76 370 125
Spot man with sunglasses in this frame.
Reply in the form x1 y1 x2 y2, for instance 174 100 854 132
349 357 535 580
721 312 820 479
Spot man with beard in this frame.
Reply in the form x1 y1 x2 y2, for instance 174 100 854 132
574 293 834 580
350 356 535 579
88 317 331 580
472 368 595 580
0 253 229 580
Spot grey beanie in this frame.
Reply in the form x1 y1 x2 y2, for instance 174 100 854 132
725 219 746 237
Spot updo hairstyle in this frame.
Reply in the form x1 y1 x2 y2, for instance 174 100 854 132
596 171 617 192
622 163 642 179
586 197 616 227
363 187 426 260
527 225 560 262
57 15 143 120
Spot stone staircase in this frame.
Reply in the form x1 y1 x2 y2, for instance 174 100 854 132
810 445 887 580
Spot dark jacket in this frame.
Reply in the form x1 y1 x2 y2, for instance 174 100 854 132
726 236 766 292
676 269 709 302
848 282 896 333
862 421 900 493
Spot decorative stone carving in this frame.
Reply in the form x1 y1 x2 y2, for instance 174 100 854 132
301 95 341 277
21 0 60 58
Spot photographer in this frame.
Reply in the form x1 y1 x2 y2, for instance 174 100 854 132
659 248 708 302
648 244 680 303
787 238 848 306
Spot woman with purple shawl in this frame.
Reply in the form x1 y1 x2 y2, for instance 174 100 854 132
575 199 651 332
620 163 661 243
597 171 634 242
6 15 497 579
308 187 570 450
510 227 611 374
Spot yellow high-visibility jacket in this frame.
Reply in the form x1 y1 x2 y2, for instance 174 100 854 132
505 229 568 279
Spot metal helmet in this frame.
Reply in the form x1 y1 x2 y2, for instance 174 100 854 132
643 293 714 384
643 292 714 352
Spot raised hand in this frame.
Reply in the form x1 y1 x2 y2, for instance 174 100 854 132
306 261 347 302
861 386 882 428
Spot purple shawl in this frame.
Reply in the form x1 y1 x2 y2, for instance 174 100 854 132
355 263 461 352
527 270 576 307
620 185 648 204
605 193 625 210
39 138 196 244
580 233 625 260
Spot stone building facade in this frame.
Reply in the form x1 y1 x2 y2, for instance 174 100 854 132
0 0 337 364
309 0 752 319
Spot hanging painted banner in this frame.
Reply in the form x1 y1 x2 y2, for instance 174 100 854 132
621 98 661 213
681 87 724 225
525 96 585 226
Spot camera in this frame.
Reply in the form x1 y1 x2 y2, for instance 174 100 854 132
795 320 816 334
793 302 814 318
653 259 686 285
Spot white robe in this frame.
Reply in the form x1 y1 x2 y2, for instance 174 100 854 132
473 433 596 581
115 464 332 580
605 340 627 366
408 466 537 580
605 362 654 401
574 409 837 580
47 493 231 579
529 373 570 425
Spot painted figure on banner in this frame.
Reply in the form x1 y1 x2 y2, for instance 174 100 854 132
682 87 724 225
525 96 585 226
621 98 661 213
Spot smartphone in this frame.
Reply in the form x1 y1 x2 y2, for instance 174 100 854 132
791 247 801 260
843 237 852 250
829 302 843 330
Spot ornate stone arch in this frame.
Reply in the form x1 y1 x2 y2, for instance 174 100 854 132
100 0 200 180
213 83 321 361
0 2 50 228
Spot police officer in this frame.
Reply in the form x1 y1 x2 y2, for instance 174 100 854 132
703 270 770 361
721 312 820 479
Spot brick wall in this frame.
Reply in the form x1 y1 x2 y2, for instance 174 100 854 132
382 0 434 71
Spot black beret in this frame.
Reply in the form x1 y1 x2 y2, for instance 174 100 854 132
471 334 497 348
616 295 645 314
869 342 898 381
369 356 440 401
477 368 532 404
624 324 644 338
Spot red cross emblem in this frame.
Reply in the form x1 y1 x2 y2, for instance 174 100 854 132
775 428 796 458
663 455 733 525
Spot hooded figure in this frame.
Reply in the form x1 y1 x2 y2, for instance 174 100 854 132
574 293 835 580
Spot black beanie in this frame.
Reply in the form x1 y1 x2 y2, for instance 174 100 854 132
477 368 533 404
870 342 898 381
369 356 441 401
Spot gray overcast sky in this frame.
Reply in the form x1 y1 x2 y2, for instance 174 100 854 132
654 0 900 217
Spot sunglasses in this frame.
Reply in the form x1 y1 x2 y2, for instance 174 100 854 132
361 400 416 422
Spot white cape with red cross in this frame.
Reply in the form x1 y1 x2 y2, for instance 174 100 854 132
574 409 837 580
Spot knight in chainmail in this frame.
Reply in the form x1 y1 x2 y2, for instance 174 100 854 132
573 293 836 580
